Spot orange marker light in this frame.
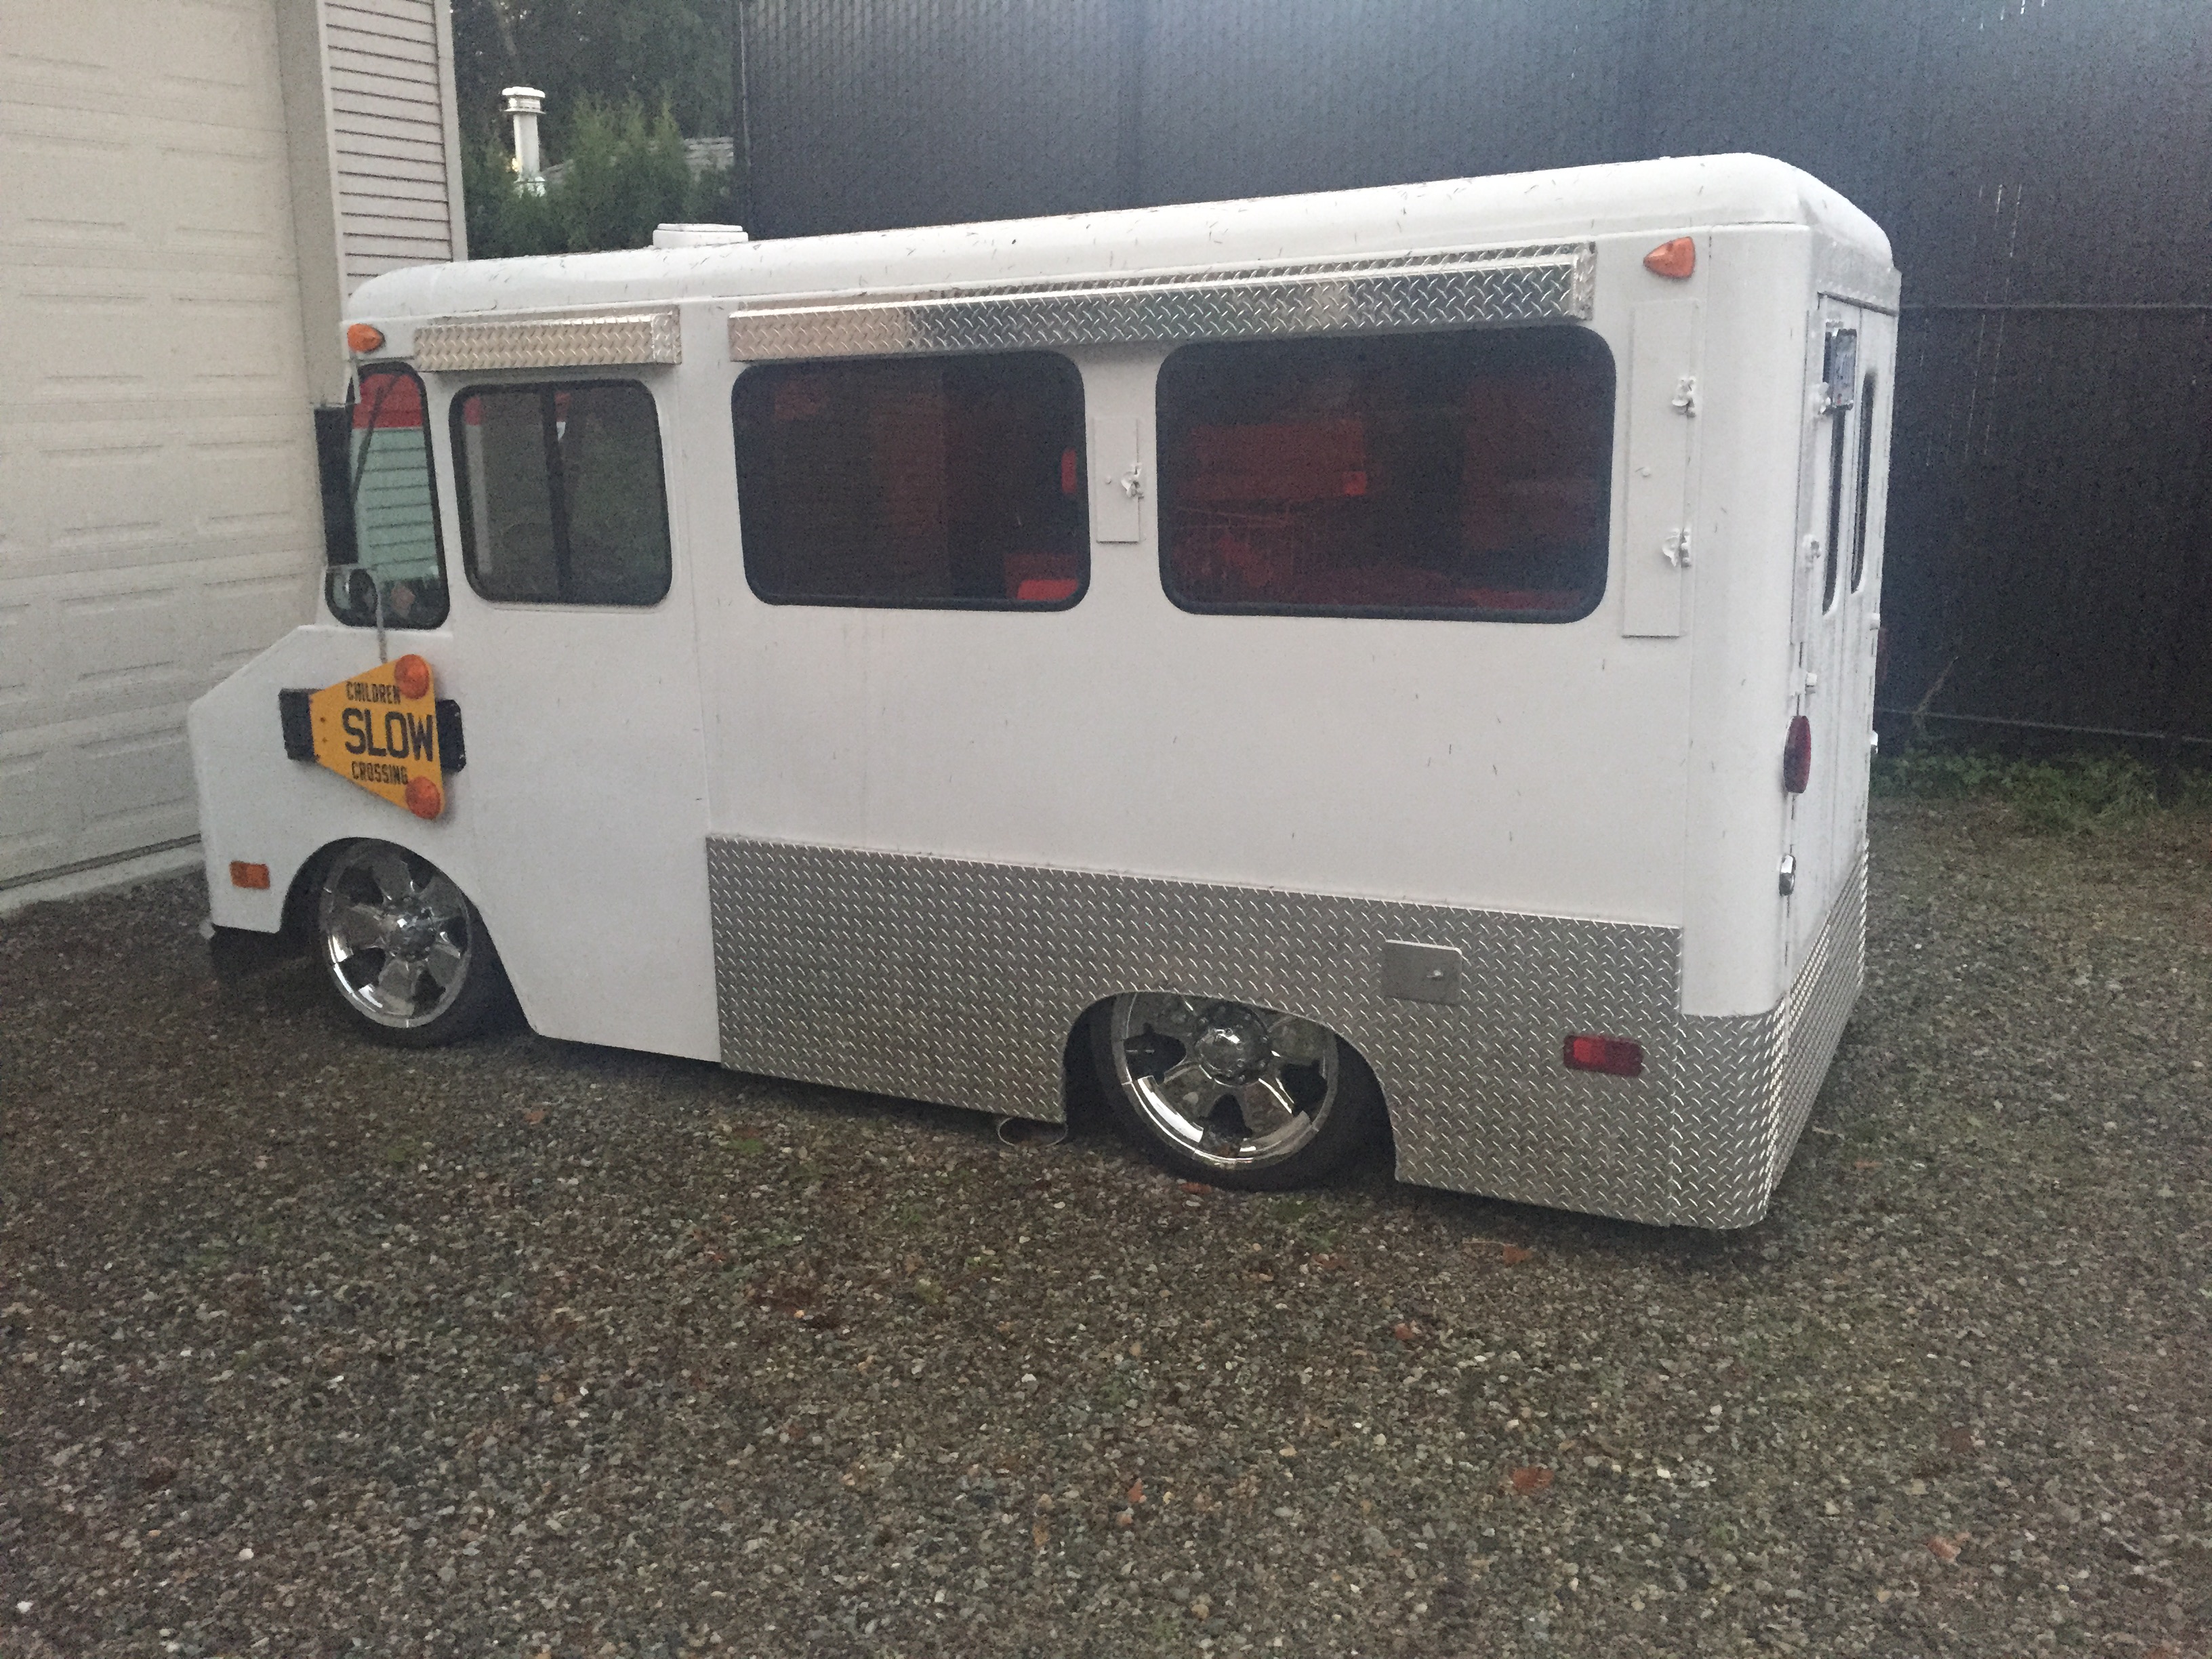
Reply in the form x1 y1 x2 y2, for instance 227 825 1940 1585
1643 237 1696 279
229 861 271 890
345 322 386 354
392 653 432 700
404 775 444 820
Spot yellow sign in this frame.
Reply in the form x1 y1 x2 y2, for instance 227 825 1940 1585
308 653 445 819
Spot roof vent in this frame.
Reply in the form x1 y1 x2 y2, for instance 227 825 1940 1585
654 223 750 249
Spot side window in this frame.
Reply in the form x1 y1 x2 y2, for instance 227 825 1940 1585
1850 370 1877 592
451 380 672 606
331 365 447 629
1820 327 1859 613
732 353 1087 608
1157 327 1614 620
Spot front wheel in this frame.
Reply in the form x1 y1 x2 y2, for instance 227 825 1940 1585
1092 993 1382 1189
314 840 506 1047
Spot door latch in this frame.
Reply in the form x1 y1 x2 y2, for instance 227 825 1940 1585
1115 460 1145 501
1671 375 1698 416
1662 527 1692 569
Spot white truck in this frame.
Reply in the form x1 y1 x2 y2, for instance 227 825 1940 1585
190 152 1896 1227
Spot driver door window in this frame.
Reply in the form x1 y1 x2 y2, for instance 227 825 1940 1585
451 380 672 605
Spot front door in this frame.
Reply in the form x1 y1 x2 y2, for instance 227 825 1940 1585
432 366 718 1059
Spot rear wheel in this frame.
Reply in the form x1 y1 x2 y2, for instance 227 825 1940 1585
1092 993 1381 1189
314 840 505 1047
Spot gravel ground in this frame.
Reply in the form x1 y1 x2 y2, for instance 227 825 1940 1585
3 798 2209 1659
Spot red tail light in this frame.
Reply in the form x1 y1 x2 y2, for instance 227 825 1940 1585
1564 1034 1644 1078
1784 715 1813 794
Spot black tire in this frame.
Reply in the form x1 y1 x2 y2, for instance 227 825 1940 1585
1090 994 1384 1190
313 840 508 1048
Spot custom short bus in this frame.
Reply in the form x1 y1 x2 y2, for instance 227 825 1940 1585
189 153 1896 1228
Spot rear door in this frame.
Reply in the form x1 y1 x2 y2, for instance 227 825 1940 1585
1783 297 1882 975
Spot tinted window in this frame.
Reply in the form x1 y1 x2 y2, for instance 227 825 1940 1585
332 366 447 629
1850 371 1877 592
733 354 1087 608
452 381 672 606
1157 328 1614 620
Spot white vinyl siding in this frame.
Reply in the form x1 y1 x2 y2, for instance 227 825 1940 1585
323 0 458 288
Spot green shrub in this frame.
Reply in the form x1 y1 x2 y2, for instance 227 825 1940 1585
464 96 733 258
1871 746 2188 835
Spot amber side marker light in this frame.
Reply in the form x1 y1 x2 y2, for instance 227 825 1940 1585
1565 1033 1644 1078
392 653 432 700
229 861 270 890
345 322 386 354
1643 237 1696 279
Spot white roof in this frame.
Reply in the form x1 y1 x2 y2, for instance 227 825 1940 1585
351 153 1890 323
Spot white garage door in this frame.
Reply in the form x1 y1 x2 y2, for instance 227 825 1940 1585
0 0 323 886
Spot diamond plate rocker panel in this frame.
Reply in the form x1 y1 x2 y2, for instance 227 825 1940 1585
726 244 1594 361
705 838 1864 1227
1673 849 1866 1228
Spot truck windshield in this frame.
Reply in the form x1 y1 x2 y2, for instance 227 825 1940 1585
332 365 447 629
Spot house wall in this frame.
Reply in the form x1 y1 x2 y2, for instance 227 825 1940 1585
0 0 466 890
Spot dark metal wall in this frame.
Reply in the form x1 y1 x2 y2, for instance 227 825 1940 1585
738 0 2212 740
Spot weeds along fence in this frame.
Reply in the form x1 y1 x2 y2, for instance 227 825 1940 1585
722 0 2212 747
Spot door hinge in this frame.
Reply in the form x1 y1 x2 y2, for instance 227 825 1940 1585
1662 527 1692 569
1671 375 1698 416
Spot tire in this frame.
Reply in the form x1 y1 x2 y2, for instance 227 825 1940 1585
1091 993 1382 1190
314 840 507 1048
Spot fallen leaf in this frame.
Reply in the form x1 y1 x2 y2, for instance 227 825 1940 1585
1127 1479 1145 1505
522 1109 546 1125
1178 1181 1212 1195
1853 1158 1881 1170
1393 1322 1421 1345
901 1254 923 1275
1114 1508 1134 1528
1927 1534 1960 1563
1033 1518 1050 1549
1500 1244 1534 1265
1189 1596 1212 1620
1508 1465 1553 1496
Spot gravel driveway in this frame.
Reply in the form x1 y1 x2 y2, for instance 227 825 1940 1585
3 798 2208 1659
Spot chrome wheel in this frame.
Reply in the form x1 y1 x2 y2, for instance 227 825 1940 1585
1107 994 1342 1173
316 842 475 1029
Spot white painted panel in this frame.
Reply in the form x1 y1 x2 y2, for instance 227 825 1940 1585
1088 415 1143 543
1620 298 1700 638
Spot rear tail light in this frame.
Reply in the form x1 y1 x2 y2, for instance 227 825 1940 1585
1564 1033 1643 1078
1784 714 1813 794
228 861 270 890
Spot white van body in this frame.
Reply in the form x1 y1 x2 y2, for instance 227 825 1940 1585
188 153 1896 1228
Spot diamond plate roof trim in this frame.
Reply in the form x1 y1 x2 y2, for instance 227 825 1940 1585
725 243 1595 361
412 308 682 372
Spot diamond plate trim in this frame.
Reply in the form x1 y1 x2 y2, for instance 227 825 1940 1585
725 244 1595 361
412 308 682 372
1673 848 1867 1228
705 837 1864 1227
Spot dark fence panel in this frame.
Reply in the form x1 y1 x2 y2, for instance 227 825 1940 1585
739 0 2212 740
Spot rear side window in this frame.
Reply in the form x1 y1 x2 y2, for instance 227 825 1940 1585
1157 327 1614 620
732 354 1088 608
451 380 672 606
330 365 447 629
